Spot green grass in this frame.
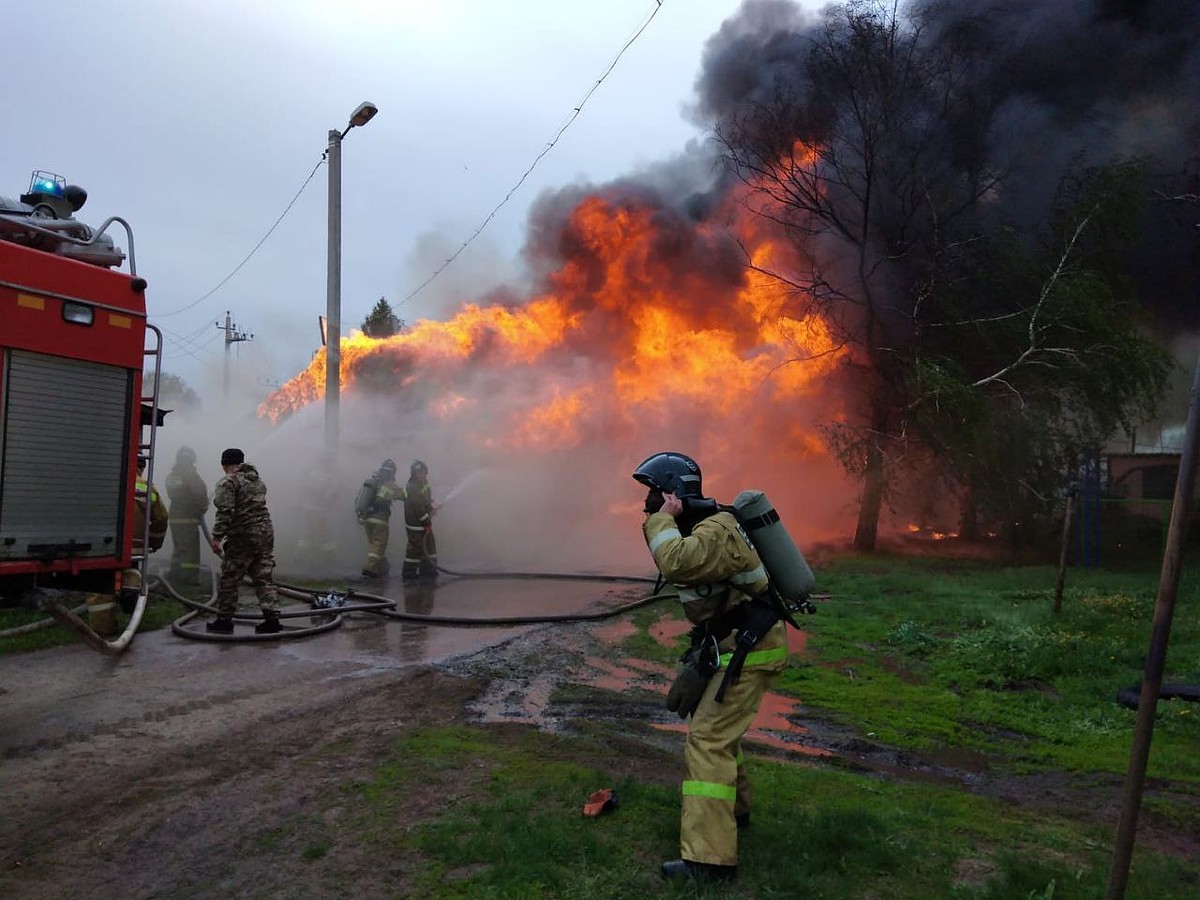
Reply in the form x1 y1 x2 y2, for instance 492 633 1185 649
243 555 1199 898
0 592 190 653
0 566 343 655
278 722 1197 899
785 556 1200 780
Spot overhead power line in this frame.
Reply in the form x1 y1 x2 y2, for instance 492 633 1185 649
156 158 325 317
155 0 665 321
402 0 666 305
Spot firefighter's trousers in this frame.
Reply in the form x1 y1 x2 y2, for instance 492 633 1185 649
679 663 778 867
403 525 438 577
297 510 337 567
169 520 201 584
362 520 390 576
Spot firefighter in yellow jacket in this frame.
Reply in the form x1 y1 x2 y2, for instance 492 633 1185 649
109 456 170 630
357 459 399 579
634 451 788 883
401 459 438 580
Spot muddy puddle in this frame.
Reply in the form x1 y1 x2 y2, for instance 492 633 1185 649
469 608 996 787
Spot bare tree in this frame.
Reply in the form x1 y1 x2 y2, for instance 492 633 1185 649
716 1 1003 548
714 1 1172 549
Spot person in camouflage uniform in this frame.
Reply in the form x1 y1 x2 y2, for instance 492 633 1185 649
358 458 399 579
166 445 209 585
206 448 282 635
401 459 438 580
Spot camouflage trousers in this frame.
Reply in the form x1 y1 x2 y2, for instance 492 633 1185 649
216 532 279 616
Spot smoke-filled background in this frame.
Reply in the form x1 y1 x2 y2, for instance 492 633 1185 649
157 0 1199 577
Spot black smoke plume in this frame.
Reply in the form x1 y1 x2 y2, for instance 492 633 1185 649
688 0 1200 330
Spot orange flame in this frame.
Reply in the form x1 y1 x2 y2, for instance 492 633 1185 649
259 143 851 531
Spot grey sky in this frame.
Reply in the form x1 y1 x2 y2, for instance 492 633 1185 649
1 0 766 396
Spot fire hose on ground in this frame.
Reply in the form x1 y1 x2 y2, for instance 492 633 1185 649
165 499 672 642
7 586 151 656
162 562 672 643
0 602 89 638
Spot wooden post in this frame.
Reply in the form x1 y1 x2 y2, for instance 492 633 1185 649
1106 354 1200 898
1053 486 1077 618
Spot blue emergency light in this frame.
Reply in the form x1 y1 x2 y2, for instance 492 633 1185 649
28 170 66 198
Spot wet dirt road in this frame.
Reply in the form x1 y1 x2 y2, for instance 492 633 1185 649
0 576 642 760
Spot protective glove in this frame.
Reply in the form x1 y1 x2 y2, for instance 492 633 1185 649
666 636 720 719
666 663 709 719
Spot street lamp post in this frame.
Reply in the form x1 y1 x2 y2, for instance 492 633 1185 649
325 100 378 451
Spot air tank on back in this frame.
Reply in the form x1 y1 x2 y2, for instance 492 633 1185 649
732 490 815 613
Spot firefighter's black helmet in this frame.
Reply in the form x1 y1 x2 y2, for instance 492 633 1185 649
411 459 428 478
380 459 397 477
177 445 197 465
632 452 703 499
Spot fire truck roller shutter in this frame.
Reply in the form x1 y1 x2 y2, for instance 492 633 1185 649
0 349 131 561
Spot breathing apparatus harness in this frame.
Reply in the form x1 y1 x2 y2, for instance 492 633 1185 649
672 493 816 706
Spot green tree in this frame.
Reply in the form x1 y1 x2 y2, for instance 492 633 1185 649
716 1 1000 549
908 162 1171 543
714 2 1171 549
361 297 403 338
145 371 201 416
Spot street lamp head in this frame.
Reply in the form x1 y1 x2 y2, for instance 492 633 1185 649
348 101 378 129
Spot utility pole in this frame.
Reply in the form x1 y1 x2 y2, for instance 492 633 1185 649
1106 353 1200 899
325 100 379 452
215 310 253 404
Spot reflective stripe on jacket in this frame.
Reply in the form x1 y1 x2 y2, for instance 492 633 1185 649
403 479 435 527
134 479 170 551
643 509 787 669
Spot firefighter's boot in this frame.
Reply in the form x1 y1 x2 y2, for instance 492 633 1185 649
660 859 737 882
86 592 119 638
255 611 283 635
206 616 235 634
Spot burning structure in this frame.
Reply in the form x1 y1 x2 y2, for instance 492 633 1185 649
260 0 1199 567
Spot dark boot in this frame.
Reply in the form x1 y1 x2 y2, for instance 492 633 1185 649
206 616 234 634
660 859 737 881
119 589 138 615
255 612 283 635
401 567 419 581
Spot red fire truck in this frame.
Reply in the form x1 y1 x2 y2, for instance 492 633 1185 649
0 170 163 650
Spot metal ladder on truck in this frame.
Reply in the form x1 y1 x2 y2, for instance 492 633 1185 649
133 323 166 612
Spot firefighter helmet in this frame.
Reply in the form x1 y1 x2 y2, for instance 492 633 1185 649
411 459 428 478
176 445 197 465
380 459 397 477
632 452 703 499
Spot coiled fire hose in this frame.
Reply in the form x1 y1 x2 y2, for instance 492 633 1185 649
165 563 671 643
